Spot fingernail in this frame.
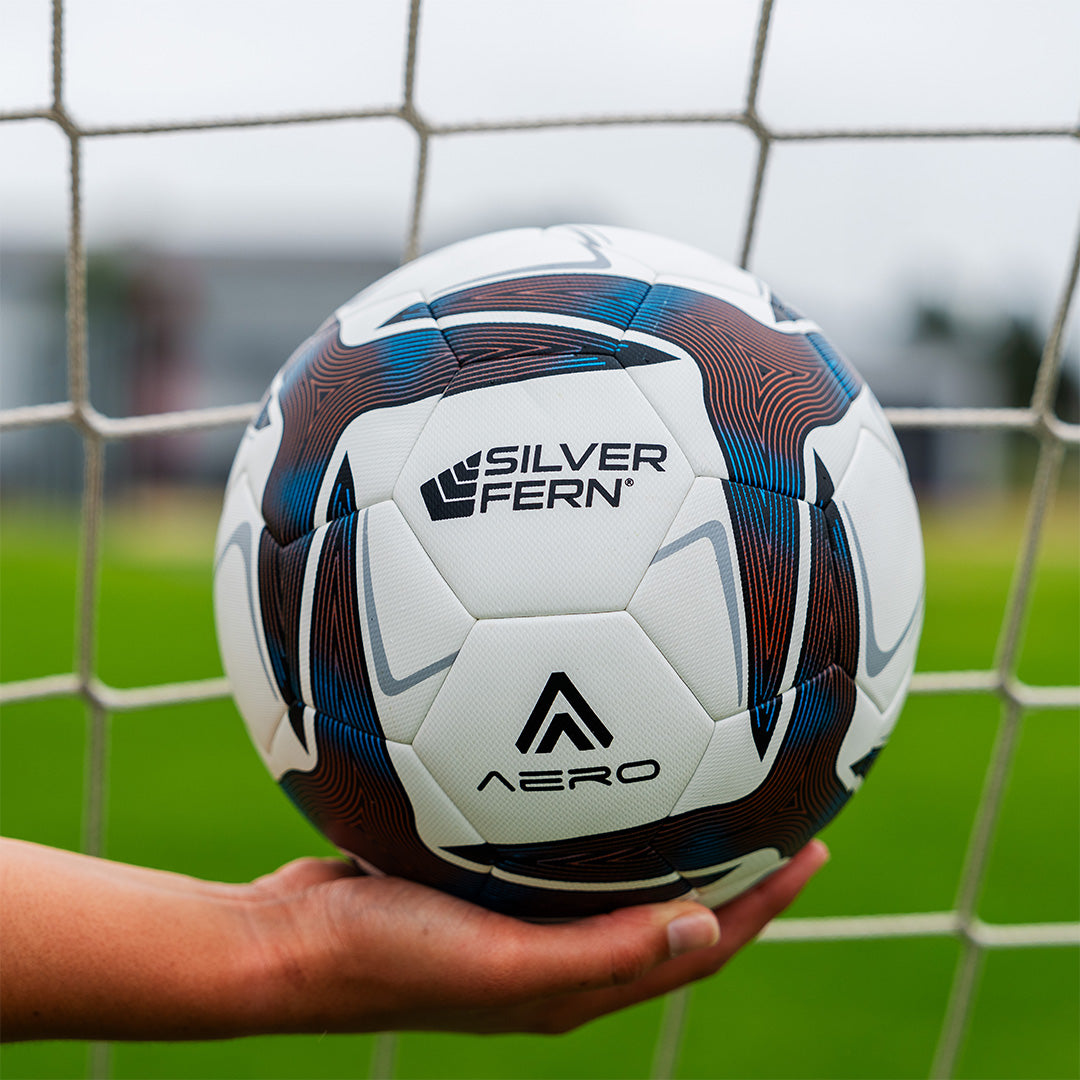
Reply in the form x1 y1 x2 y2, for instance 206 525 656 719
808 839 830 868
667 910 720 957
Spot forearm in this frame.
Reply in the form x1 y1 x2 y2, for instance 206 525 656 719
0 839 274 1041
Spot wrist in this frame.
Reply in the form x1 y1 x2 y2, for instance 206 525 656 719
230 884 341 1037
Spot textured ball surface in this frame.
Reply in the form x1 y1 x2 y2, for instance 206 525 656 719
214 225 923 918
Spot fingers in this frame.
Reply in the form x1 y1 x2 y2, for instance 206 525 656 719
516 841 830 1033
486 898 720 1003
714 839 829 952
514 840 828 1002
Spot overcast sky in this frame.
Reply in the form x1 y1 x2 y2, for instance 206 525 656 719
2 0 1078 358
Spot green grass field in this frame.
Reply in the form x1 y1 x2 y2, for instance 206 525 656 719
1 483 1077 1080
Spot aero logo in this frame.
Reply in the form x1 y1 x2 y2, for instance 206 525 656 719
516 672 614 753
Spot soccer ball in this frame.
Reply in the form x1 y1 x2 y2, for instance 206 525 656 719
213 225 923 919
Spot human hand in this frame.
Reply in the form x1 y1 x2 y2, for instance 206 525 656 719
1 836 826 1041
244 840 829 1036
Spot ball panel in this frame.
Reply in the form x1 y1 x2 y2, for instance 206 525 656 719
588 225 759 301
621 340 732 480
279 708 490 902
689 847 785 909
428 270 652 328
412 612 713 846
475 871 689 921
310 394 442 532
385 741 490 873
337 290 436 347
394 369 694 617
225 371 285 511
266 703 318 780
302 513 381 737
261 319 459 546
213 475 285 752
835 683 906 793
723 479 805 710
834 429 925 712
358 502 475 744
338 225 656 322
652 665 856 880
800 385 897 507
337 230 538 316
628 476 748 720
622 282 861 501
793 499 844 688
671 692 798 815
460 830 681 888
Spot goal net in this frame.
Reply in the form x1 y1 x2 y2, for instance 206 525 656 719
1 3 1076 1078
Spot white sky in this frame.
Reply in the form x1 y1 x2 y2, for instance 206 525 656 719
1 0 1079 353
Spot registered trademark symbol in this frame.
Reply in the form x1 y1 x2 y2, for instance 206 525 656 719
625 478 634 486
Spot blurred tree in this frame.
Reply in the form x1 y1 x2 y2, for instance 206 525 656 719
992 315 1078 422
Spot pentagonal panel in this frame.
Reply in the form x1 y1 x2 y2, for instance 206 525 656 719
213 475 284 752
628 476 749 721
394 368 694 616
412 612 713 845
834 429 924 712
355 502 475 743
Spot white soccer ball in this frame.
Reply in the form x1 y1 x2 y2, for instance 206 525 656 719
214 225 923 918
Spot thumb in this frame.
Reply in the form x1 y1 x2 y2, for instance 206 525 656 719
499 900 720 1000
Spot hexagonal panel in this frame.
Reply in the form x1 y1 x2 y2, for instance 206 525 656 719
394 368 694 616
412 611 713 845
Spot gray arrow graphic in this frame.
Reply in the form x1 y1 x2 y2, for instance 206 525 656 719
651 519 744 706
845 510 923 678
361 509 460 697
